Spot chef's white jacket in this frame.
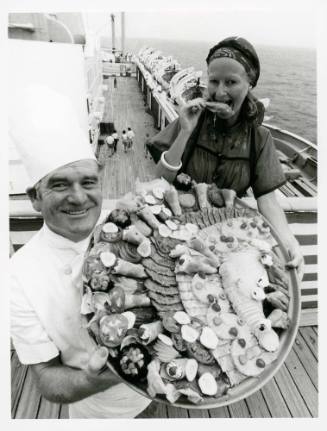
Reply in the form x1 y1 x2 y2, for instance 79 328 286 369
10 223 151 418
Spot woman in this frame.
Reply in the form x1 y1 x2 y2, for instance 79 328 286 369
149 36 304 280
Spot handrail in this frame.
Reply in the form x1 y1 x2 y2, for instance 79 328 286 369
263 123 317 150
241 196 317 212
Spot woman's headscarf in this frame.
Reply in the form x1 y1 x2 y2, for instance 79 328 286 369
206 36 260 88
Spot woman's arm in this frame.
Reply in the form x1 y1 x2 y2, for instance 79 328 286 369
30 347 121 404
156 98 205 182
156 129 192 182
257 191 304 281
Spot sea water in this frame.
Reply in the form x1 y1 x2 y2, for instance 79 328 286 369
126 38 317 144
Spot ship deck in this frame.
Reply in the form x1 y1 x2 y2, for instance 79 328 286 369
10 76 318 419
97 76 158 199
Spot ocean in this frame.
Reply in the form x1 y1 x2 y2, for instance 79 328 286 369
126 38 317 144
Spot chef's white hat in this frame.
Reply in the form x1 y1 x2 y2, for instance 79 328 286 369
9 84 97 187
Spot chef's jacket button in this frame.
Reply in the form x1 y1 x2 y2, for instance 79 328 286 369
63 265 72 275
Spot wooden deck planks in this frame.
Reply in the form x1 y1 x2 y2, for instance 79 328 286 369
299 327 318 360
14 366 41 419
283 349 318 416
260 378 292 417
244 390 271 418
208 406 230 418
37 397 61 419
59 404 69 419
166 405 189 418
11 352 28 418
188 408 210 418
227 399 250 418
153 403 168 418
292 335 318 389
273 365 312 417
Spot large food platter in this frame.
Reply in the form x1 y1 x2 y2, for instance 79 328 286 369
81 177 300 409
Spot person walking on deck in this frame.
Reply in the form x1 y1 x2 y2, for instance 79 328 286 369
144 133 151 159
9 85 152 419
112 130 119 153
122 130 128 153
127 127 135 150
113 76 117 89
105 133 114 157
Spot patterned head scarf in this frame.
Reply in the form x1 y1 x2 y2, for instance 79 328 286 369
206 36 260 87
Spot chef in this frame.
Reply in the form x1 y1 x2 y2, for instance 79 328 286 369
9 85 152 418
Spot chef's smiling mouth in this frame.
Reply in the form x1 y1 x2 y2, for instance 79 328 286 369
61 208 92 216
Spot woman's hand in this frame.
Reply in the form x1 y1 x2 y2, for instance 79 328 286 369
177 97 206 133
257 191 305 282
286 241 305 282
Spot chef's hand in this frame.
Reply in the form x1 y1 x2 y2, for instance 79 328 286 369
85 346 121 388
177 97 206 133
285 242 304 282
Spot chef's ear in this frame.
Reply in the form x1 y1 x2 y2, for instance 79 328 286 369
26 185 42 212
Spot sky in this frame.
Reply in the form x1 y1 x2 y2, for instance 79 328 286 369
2 0 322 49
84 9 317 49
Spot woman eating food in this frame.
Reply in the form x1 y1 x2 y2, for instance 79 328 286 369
148 36 304 280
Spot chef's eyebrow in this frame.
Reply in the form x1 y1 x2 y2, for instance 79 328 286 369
45 176 68 186
80 175 99 182
46 174 99 186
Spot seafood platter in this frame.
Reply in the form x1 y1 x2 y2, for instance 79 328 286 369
81 176 300 408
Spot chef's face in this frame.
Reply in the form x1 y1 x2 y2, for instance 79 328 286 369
29 160 102 242
207 57 251 125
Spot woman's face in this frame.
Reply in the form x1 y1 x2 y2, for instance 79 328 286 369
207 57 251 125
